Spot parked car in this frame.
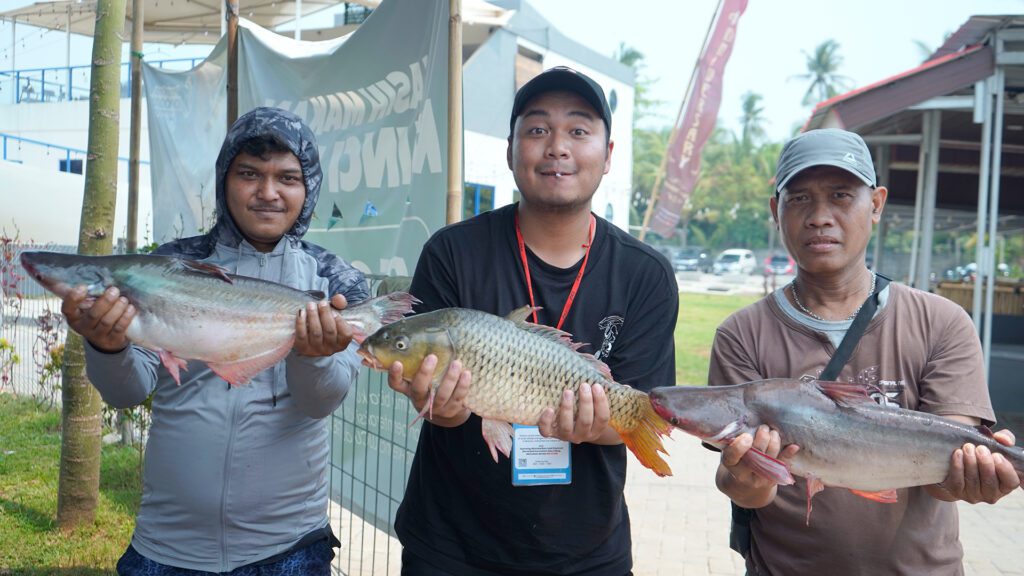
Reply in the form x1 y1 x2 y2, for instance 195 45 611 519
943 262 1011 282
712 249 757 275
764 253 795 276
651 245 675 264
673 246 712 272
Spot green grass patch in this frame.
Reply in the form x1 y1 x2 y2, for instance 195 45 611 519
0 394 140 573
675 292 760 385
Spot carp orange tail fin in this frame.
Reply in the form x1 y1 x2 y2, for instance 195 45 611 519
616 399 674 477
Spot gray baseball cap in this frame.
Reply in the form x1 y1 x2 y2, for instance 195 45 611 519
774 128 876 195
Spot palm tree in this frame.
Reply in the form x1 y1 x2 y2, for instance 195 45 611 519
738 91 766 151
792 39 853 106
613 42 662 125
57 0 126 530
913 40 935 63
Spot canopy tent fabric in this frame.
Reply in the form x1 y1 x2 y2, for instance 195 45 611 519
1 0 338 45
0 0 510 45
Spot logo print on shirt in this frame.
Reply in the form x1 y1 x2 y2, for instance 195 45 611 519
871 380 905 408
804 365 904 408
594 316 624 361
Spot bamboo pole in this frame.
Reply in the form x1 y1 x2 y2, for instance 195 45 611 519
226 0 239 128
638 0 723 242
446 0 463 224
127 0 144 253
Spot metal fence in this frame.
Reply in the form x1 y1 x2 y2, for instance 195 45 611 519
0 244 418 574
0 242 73 401
0 58 206 106
331 369 420 575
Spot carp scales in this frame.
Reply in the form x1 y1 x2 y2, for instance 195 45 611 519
359 306 674 477
20 251 416 386
649 379 1024 522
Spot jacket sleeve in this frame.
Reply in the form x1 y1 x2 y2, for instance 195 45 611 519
83 341 160 408
285 343 361 419
285 255 370 419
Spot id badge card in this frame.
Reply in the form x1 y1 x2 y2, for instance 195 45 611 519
511 424 571 486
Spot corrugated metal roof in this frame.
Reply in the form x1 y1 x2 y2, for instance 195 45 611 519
930 14 1024 61
804 45 994 131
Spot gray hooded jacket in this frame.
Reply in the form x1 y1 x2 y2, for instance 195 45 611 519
85 107 367 571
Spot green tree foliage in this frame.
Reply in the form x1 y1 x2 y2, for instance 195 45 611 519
686 128 781 250
738 91 766 151
631 127 670 228
792 39 853 106
613 42 663 126
614 44 670 230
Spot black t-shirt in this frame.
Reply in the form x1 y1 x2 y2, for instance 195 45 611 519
394 203 678 576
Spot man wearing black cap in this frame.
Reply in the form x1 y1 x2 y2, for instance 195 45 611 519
707 128 1019 575
384 66 678 574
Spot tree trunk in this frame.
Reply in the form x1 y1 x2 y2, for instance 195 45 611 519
57 0 127 531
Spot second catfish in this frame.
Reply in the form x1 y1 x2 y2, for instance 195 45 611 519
360 306 674 476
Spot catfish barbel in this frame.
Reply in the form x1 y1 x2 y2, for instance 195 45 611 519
20 251 416 386
359 306 674 477
649 379 1024 523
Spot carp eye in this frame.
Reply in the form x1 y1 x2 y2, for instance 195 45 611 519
395 336 409 351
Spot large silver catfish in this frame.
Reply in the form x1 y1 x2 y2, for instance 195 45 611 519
20 251 415 386
649 379 1024 523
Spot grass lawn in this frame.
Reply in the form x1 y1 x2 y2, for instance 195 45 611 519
0 394 140 575
0 291 754 572
675 292 761 385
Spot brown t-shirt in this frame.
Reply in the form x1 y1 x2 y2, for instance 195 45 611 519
709 282 993 576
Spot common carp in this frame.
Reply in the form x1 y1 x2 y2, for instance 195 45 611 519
20 251 416 386
359 306 674 477
649 379 1024 522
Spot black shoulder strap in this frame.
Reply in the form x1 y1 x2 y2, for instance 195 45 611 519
819 273 890 380
729 273 891 558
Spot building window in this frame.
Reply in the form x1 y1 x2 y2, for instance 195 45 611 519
464 182 495 219
341 3 372 25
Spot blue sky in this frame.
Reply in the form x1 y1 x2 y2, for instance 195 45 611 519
3 0 1023 140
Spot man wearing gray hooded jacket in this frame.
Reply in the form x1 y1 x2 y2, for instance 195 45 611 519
59 107 368 574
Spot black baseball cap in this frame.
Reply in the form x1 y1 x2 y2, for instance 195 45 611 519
509 66 612 136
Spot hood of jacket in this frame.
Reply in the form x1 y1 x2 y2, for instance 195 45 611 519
211 106 323 246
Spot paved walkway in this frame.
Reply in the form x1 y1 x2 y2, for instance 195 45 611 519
625 435 1024 576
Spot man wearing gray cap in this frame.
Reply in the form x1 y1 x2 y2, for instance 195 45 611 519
707 128 1019 575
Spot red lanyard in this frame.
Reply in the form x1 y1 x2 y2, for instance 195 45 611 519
514 212 596 330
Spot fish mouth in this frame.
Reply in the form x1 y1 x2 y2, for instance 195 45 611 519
648 393 680 427
19 254 39 277
357 346 384 370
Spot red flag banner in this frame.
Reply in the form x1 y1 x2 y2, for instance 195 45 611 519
648 0 748 237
